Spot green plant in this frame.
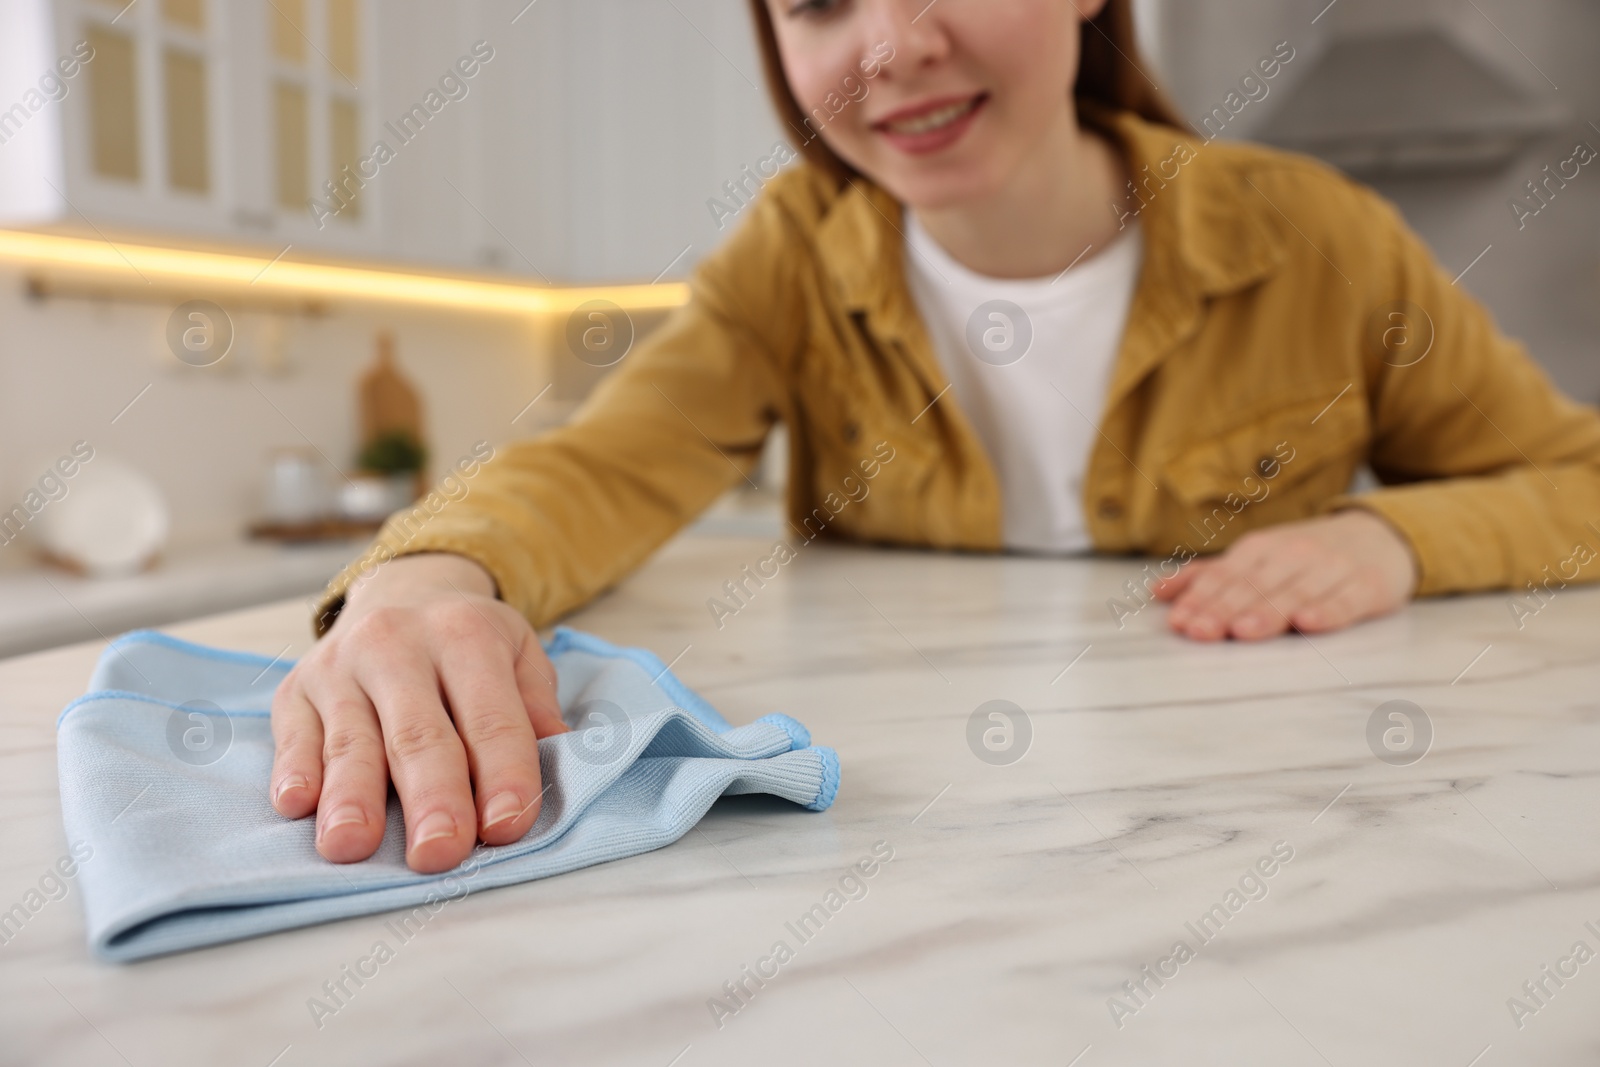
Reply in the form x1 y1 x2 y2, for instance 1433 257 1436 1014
358 430 427 475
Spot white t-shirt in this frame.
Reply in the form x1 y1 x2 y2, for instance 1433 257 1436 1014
904 214 1143 553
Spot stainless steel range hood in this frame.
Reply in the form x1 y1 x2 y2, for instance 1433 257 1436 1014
1256 28 1567 175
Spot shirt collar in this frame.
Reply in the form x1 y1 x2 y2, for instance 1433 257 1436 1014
812 107 1287 338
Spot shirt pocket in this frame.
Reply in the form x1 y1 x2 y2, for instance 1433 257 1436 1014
1159 389 1370 509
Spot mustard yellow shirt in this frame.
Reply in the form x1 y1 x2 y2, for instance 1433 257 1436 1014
317 108 1600 633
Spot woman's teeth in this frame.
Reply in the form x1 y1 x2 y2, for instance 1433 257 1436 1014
886 98 979 135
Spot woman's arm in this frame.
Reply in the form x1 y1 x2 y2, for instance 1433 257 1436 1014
317 206 801 634
281 203 801 870
1159 189 1600 640
1326 195 1600 597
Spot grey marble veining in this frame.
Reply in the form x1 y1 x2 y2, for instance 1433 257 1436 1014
3 535 1599 1066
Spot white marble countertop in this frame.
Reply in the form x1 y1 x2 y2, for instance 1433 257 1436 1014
0 539 367 661
3 535 1599 1066
0 488 778 664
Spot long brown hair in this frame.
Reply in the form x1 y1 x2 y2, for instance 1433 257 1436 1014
746 0 1188 185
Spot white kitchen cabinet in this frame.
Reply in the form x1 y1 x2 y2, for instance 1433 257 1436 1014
492 0 789 283
0 0 378 254
0 0 787 283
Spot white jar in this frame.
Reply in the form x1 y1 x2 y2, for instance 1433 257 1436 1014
263 448 330 525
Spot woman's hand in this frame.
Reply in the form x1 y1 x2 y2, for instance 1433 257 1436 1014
269 554 568 873
1153 509 1419 641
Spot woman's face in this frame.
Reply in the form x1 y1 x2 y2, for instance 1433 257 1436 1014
766 0 1102 208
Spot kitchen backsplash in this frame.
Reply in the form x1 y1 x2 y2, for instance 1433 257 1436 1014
0 266 564 567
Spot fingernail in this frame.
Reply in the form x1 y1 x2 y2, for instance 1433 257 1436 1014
412 810 457 847
319 804 365 838
274 773 309 805
482 792 525 829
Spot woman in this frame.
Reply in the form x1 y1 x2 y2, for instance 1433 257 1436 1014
271 0 1600 873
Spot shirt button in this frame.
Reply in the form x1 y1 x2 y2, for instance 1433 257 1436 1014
842 420 861 443
1257 455 1280 478
1096 497 1124 520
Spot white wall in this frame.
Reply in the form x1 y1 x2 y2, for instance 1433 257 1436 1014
0 269 557 565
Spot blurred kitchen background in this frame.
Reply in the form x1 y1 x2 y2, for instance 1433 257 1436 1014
0 0 1594 656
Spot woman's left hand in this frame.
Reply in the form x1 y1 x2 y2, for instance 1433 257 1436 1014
1152 509 1419 641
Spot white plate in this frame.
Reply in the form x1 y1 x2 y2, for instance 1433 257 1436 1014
35 459 169 577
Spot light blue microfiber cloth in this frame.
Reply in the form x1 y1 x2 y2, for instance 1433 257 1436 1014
56 627 839 962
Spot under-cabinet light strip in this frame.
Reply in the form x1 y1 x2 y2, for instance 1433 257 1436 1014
0 230 691 315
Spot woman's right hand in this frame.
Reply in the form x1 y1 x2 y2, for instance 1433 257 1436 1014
269 553 568 873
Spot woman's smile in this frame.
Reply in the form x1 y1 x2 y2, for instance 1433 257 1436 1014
872 92 990 154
